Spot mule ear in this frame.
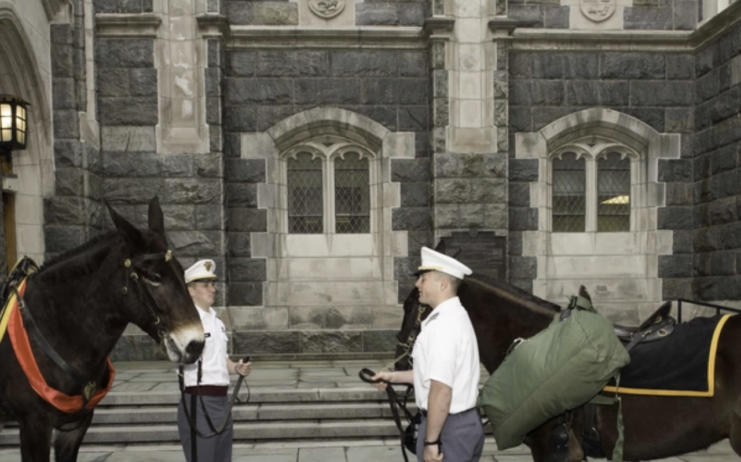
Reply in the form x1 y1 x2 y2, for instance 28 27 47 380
107 200 145 252
148 196 165 237
434 240 446 254
578 285 592 303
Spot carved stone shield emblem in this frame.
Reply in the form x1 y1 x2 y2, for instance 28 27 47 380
308 0 345 18
579 0 616 22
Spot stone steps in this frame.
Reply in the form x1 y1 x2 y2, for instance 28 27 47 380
0 387 411 447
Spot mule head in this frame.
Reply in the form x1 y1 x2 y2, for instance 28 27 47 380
107 196 205 364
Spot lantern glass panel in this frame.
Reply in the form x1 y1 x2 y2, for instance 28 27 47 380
1 129 10 142
0 103 10 117
18 130 25 145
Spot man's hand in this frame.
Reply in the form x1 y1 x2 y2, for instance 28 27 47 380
234 359 251 377
423 443 443 462
370 371 393 391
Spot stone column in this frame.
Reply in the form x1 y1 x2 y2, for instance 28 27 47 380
432 0 508 244
155 0 210 154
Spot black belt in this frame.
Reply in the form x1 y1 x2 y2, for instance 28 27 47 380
421 407 476 417
184 385 228 396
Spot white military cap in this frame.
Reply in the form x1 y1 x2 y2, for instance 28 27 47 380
185 259 217 283
417 246 472 279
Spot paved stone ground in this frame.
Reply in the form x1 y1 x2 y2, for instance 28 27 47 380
0 360 737 462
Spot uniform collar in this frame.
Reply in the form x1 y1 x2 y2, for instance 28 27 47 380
194 304 215 321
423 296 461 327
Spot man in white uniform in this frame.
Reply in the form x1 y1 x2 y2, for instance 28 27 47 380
177 259 252 462
371 247 484 462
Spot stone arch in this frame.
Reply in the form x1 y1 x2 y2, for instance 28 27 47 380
0 3 54 264
515 108 681 322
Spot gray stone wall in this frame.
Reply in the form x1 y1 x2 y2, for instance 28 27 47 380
45 6 102 261
674 24 741 301
507 1 569 29
356 0 428 26
505 0 698 29
222 48 432 309
226 0 298 25
94 0 154 13
624 0 698 30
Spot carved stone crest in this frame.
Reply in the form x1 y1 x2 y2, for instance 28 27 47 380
579 0 615 22
308 0 345 18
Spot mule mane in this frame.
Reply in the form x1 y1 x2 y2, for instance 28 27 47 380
465 277 560 318
38 231 122 280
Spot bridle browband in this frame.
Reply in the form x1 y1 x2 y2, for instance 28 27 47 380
120 249 173 337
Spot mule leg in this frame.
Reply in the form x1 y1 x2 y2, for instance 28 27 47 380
53 412 94 462
19 418 53 462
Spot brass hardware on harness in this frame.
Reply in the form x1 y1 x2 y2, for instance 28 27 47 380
130 273 139 281
165 250 173 262
83 382 97 402
124 259 131 268
120 287 128 295
153 316 161 325
654 316 663 323
658 328 668 337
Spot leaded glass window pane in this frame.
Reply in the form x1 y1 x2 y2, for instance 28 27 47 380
334 152 370 233
598 152 630 232
552 152 586 232
287 153 323 233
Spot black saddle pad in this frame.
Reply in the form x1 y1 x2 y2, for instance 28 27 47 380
604 314 732 397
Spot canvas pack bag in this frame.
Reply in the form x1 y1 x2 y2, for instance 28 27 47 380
477 304 630 451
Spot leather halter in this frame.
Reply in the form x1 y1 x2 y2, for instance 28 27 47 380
121 249 173 337
395 303 430 369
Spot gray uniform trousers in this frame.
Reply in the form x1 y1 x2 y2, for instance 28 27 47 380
177 394 234 462
415 409 485 462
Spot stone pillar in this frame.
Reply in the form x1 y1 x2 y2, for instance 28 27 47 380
155 0 210 154
432 0 508 245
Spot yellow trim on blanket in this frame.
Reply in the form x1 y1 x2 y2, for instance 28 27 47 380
0 284 20 344
602 313 733 397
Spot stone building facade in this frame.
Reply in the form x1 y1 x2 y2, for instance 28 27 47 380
0 0 739 359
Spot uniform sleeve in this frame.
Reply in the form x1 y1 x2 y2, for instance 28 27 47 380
420 321 460 388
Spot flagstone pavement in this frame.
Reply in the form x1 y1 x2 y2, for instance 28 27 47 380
0 360 736 462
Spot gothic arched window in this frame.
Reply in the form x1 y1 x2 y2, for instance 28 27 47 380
550 138 635 233
284 138 374 235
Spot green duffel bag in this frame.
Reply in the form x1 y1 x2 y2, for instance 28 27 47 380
477 306 630 451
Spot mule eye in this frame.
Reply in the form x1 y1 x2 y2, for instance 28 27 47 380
143 273 162 286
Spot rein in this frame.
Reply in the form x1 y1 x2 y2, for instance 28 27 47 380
359 303 430 462
358 368 417 462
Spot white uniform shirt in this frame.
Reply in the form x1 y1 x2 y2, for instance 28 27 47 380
411 296 480 413
182 305 230 387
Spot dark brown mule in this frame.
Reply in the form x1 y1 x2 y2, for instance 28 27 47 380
395 275 741 461
0 197 205 462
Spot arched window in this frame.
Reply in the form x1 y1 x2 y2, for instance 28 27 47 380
597 152 631 232
550 138 635 233
334 152 370 234
552 152 586 232
284 138 374 235
287 152 324 234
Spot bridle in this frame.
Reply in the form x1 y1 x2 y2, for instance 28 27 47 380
394 303 431 370
120 249 174 339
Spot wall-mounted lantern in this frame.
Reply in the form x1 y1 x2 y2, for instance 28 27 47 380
0 94 29 158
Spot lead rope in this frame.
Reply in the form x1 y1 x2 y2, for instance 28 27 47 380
178 358 250 462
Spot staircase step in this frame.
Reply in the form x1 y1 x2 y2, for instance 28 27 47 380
0 420 400 446
100 387 383 406
83 402 408 425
